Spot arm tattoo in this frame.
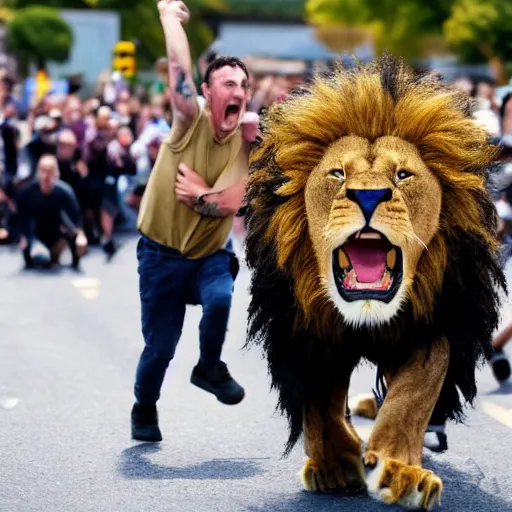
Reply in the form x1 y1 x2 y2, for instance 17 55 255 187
176 70 193 99
193 201 225 218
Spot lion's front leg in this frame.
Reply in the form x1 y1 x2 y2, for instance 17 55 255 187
364 338 449 510
301 387 366 493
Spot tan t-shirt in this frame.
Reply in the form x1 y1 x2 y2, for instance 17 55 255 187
137 107 248 259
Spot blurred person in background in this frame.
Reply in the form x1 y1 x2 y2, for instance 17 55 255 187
16 154 87 269
0 98 19 243
56 129 88 209
82 105 113 244
126 135 163 212
472 78 500 138
63 96 87 150
25 115 60 176
1 100 21 180
101 125 137 259
127 95 142 138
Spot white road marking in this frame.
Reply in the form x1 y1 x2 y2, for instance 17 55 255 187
482 401 512 428
1 397 19 409
71 278 101 300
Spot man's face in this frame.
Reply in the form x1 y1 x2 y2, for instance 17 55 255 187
3 103 16 118
202 65 249 138
117 127 133 147
37 158 59 194
57 140 76 161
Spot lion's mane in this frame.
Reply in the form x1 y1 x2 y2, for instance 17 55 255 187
245 52 506 454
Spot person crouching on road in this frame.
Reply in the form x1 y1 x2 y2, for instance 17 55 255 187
16 154 88 269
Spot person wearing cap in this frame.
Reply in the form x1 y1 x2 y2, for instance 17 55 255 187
131 0 260 443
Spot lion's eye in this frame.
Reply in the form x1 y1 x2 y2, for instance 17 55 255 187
396 169 413 181
330 169 345 180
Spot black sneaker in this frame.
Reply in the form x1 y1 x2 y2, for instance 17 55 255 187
23 251 34 269
71 254 81 271
490 348 511 384
131 403 162 442
190 361 245 405
103 239 118 262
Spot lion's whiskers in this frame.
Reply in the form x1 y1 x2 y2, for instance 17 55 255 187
404 231 428 252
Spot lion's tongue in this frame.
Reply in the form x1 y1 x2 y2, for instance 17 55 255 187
344 240 387 284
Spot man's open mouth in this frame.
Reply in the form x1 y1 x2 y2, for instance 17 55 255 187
332 228 403 303
225 104 240 120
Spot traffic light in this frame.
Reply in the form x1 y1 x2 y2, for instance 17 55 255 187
112 41 136 78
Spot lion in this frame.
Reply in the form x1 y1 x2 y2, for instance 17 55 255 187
244 52 506 510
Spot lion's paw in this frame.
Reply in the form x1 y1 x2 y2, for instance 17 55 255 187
300 457 365 493
364 452 442 510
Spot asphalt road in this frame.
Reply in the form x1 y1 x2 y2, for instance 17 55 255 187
1 235 512 512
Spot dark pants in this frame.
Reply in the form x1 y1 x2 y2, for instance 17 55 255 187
23 220 79 266
134 235 237 405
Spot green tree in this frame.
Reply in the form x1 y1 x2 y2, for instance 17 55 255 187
7 0 229 69
6 6 73 71
443 0 512 82
224 0 304 19
305 0 455 59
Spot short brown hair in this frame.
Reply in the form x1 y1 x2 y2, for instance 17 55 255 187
204 56 249 85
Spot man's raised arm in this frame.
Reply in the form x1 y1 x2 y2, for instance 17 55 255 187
158 0 198 122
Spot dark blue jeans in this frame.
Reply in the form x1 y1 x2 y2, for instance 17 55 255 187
134 235 236 405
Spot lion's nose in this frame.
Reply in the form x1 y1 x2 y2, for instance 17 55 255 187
346 188 393 224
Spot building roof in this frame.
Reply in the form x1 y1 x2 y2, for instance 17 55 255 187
212 22 374 62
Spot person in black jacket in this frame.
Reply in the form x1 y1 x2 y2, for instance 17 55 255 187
16 154 88 269
1 100 20 179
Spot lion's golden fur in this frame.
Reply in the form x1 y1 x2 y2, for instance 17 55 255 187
248 56 499 333
245 53 505 458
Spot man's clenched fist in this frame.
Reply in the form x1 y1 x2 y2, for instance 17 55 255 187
157 0 190 24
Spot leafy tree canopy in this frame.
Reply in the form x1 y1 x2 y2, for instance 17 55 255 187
306 0 455 58
6 6 73 67
444 0 512 64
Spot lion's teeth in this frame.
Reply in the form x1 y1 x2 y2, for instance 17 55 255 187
359 232 382 240
338 249 350 269
386 248 396 269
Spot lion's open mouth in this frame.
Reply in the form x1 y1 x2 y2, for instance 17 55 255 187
332 228 403 302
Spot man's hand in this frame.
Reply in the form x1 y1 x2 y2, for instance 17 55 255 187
241 111 260 143
76 231 88 257
76 160 88 178
175 163 210 205
158 0 190 24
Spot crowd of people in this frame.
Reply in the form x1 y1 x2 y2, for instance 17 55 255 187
0 54 296 269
